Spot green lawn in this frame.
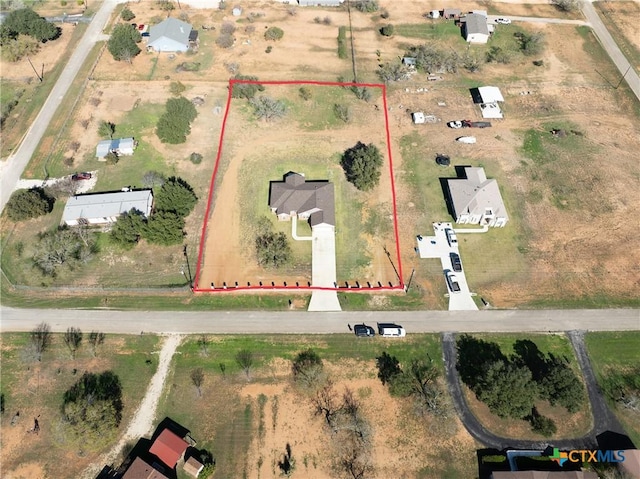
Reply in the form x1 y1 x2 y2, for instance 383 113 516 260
473 333 577 362
394 22 464 41
585 332 640 446
0 332 159 478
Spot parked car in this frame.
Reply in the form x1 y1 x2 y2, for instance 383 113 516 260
354 324 375 337
456 136 476 144
72 172 92 180
446 228 458 246
377 323 406 337
495 17 511 25
450 252 462 272
446 272 461 293
447 120 463 129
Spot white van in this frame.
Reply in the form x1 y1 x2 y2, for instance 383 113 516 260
377 323 406 337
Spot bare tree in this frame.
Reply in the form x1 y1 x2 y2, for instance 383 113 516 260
191 367 205 397
88 331 105 357
250 96 286 121
30 322 51 362
63 327 82 360
312 380 342 430
236 349 254 380
197 334 209 356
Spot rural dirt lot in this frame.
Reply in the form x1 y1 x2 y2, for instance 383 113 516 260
2 0 639 307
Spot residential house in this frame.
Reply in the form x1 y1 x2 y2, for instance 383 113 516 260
62 189 153 227
269 172 335 228
147 17 196 52
122 457 170 479
470 86 505 119
149 429 190 469
95 137 136 160
446 167 509 227
463 13 489 43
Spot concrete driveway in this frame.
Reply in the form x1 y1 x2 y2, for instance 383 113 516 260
417 222 478 311
307 224 341 312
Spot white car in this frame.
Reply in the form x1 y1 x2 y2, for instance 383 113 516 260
495 18 511 25
446 272 461 294
446 228 458 246
456 136 476 144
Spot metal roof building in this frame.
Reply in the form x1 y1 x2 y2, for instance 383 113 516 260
147 18 193 52
62 190 153 226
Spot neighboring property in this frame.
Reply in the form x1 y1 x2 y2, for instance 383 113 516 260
95 137 136 160
147 17 197 52
62 189 153 227
470 86 505 119
297 0 344 6
446 167 509 227
269 172 335 228
462 13 490 43
443 8 461 19
122 457 170 479
183 456 205 478
149 429 190 469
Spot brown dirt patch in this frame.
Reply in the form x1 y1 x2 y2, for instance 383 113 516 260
4 462 47 479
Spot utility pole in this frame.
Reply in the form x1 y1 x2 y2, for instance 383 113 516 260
26 57 43 82
183 244 193 290
615 65 631 89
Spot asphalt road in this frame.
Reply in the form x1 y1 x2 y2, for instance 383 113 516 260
0 0 121 211
580 0 640 101
0 307 638 334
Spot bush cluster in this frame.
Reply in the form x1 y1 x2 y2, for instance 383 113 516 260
156 96 198 144
337 26 347 59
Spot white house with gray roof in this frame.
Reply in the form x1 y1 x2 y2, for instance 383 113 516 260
463 13 490 43
62 190 153 227
147 18 195 52
447 167 508 227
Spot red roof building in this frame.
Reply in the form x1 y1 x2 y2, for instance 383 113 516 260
149 429 189 468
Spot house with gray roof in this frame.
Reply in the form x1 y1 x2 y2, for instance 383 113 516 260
446 167 508 227
147 18 196 53
96 137 136 160
62 190 153 227
462 13 490 43
269 172 335 228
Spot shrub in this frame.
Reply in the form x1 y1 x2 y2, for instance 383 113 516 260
353 0 378 13
250 96 286 121
231 74 264 99
379 24 394 37
314 16 321 24
265 45 272 53
105 151 119 165
156 0 175 11
552 0 579 12
529 409 557 437
380 8 390 19
156 96 198 144
120 7 135 21
5 187 53 221
220 22 236 35
515 31 545 56
169 81 186 96
189 152 203 164
1 34 39 62
299 87 312 101
333 103 350 123
255 231 291 268
337 26 347 59
143 211 185 245
322 16 332 25
264 26 284 41
216 33 234 49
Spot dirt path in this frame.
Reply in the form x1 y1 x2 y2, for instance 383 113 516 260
80 334 184 479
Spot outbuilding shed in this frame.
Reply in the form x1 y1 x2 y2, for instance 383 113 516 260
470 86 505 119
96 137 136 160
62 190 153 227
463 13 489 43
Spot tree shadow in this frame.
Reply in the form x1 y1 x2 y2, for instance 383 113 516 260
456 334 507 389
277 443 294 476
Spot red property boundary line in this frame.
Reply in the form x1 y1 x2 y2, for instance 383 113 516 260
193 79 404 293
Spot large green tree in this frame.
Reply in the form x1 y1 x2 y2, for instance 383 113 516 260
142 211 185 245
154 176 198 217
340 141 383 191
255 231 291 268
540 356 585 412
107 23 141 62
156 97 197 144
475 360 538 419
1 8 59 43
110 209 146 247
61 371 123 448
5 187 53 221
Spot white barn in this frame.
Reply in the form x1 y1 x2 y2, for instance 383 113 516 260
62 190 154 227
463 13 490 44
